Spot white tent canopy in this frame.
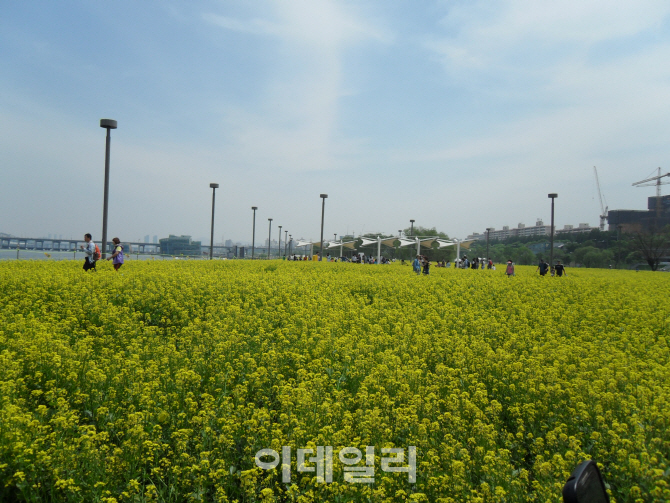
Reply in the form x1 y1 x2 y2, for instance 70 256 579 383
359 237 378 247
437 240 456 248
324 240 356 249
397 239 417 248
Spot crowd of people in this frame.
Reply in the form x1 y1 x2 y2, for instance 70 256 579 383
270 252 570 279
402 254 568 278
453 255 494 270
286 253 394 264
77 235 567 279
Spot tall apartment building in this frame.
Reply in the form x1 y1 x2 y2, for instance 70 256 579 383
469 221 596 241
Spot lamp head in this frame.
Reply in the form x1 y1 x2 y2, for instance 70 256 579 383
548 193 558 199
100 119 117 129
252 206 258 210
210 183 219 189
320 193 328 199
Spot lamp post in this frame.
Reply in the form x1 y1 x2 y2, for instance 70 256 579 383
284 230 288 257
319 194 328 261
267 218 272 259
278 225 282 259
209 183 219 260
251 206 258 259
486 227 493 264
288 234 292 256
410 219 415 237
548 193 558 267
616 224 623 268
99 119 117 259
397 230 402 259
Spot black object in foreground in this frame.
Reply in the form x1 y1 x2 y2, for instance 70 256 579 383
563 460 609 503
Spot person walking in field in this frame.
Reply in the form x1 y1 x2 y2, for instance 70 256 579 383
554 260 567 277
80 233 97 271
107 237 124 271
506 259 515 278
422 256 430 275
536 259 549 276
412 255 421 275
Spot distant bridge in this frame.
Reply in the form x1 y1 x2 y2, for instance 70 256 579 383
0 237 234 256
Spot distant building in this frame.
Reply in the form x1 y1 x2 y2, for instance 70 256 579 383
225 239 233 247
556 223 595 235
144 235 150 243
153 235 158 244
473 220 597 241
159 235 202 256
608 194 670 233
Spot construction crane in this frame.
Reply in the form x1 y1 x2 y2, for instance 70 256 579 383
593 166 608 231
632 167 670 219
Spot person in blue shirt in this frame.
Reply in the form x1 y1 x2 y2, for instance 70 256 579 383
412 255 421 274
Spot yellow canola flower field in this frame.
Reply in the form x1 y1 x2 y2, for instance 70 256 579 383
0 260 669 503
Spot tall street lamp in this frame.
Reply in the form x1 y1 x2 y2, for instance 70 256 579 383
100 119 117 259
410 219 415 237
486 228 493 264
319 194 328 261
267 218 273 259
209 183 219 260
548 193 558 267
284 230 288 257
288 234 292 256
278 225 282 259
251 206 258 259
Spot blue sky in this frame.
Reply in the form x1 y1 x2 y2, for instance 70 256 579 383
2 1 670 244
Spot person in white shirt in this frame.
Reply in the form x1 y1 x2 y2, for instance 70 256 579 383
80 233 96 271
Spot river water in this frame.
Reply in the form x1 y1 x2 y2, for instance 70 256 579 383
0 250 207 261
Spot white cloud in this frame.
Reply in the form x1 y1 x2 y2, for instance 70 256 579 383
417 2 670 166
437 0 669 46
201 1 390 172
428 0 670 82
